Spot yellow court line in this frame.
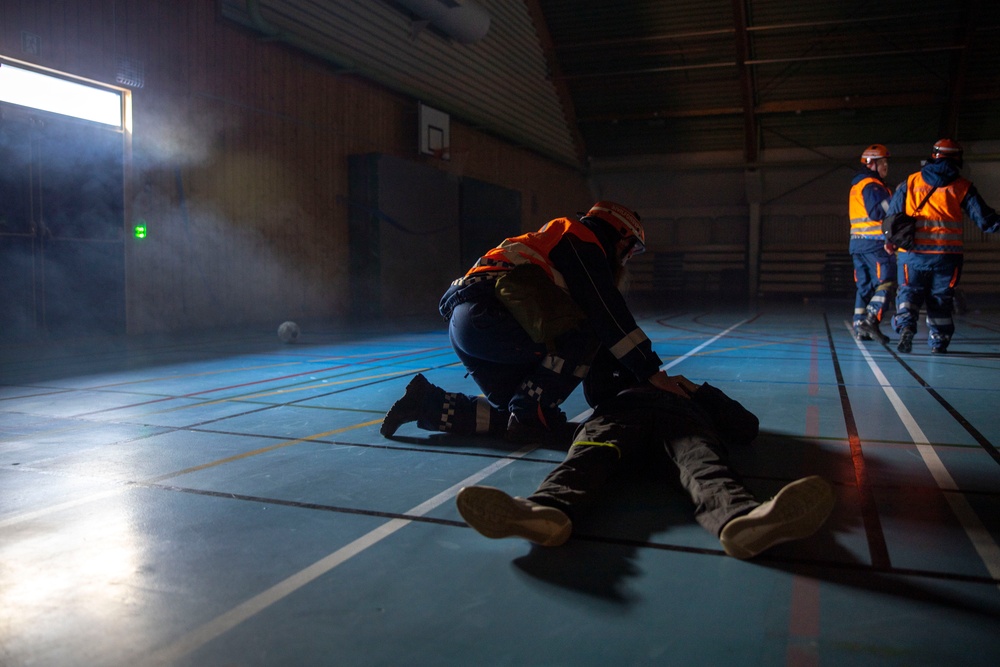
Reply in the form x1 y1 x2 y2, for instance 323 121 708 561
147 418 384 483
145 443 539 666
660 317 751 371
0 368 416 440
0 417 384 528
72 361 306 390
192 368 430 407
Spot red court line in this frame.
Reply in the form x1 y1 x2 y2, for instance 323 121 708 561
822 317 891 568
808 336 819 396
786 356 823 667
786 575 821 667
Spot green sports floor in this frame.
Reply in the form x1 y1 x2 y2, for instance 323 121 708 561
2 298 999 666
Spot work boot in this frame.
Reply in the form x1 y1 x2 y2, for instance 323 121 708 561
929 333 950 354
897 330 914 354
380 373 432 437
856 315 888 344
456 485 572 547
853 324 871 342
719 476 835 560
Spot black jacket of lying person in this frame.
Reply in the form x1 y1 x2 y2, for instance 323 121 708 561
456 349 835 559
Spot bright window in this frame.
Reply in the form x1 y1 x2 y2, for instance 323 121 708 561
0 62 123 128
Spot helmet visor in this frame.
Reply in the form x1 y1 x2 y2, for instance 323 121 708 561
624 237 645 260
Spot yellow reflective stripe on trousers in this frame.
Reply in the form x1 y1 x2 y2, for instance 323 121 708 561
571 440 621 459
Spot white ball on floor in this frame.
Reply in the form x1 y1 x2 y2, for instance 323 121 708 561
278 321 300 343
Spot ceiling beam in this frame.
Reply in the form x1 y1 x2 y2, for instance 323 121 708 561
745 45 962 66
732 0 757 164
554 42 965 81
574 88 1000 124
577 108 741 123
523 0 587 165
757 93 944 114
552 10 959 51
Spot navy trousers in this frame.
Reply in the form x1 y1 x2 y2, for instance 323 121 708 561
852 247 896 325
448 296 597 422
892 252 962 349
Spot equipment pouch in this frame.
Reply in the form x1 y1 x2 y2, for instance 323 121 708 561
495 263 586 345
882 185 938 251
882 212 916 250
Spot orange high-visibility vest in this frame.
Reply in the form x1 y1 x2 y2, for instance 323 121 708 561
849 177 892 239
466 218 604 289
906 172 971 254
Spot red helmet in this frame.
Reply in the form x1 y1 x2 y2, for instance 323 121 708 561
584 201 645 249
931 138 963 163
860 144 890 164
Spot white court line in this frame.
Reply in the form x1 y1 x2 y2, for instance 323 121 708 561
661 317 752 371
146 444 538 666
150 317 752 662
569 317 752 425
846 321 1000 587
0 487 125 530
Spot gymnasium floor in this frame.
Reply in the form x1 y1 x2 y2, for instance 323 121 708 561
2 298 999 667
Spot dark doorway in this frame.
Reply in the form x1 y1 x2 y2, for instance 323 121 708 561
347 155 522 320
0 107 125 341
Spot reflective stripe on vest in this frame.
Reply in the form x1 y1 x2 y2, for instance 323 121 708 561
465 217 603 290
849 176 892 239
906 173 971 254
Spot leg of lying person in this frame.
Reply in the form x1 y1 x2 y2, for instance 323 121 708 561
662 420 835 559
456 423 623 547
660 420 760 537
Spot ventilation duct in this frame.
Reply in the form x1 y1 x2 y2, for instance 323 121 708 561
393 0 490 44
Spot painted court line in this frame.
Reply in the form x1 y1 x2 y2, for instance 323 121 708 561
146 444 539 666
567 317 751 426
848 322 1000 586
228 368 423 402
660 317 752 371
0 419 383 528
0 486 126 530
148 319 754 661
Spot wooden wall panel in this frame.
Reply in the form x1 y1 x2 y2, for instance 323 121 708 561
0 0 589 334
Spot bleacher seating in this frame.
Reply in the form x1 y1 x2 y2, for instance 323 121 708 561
627 243 1000 298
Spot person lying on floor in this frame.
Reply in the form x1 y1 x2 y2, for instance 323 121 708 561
452 350 835 560
379 363 691 442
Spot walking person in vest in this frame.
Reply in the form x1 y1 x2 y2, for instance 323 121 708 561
380 201 691 444
886 139 1000 353
849 144 895 343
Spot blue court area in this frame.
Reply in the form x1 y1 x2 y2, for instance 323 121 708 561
2 300 999 666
